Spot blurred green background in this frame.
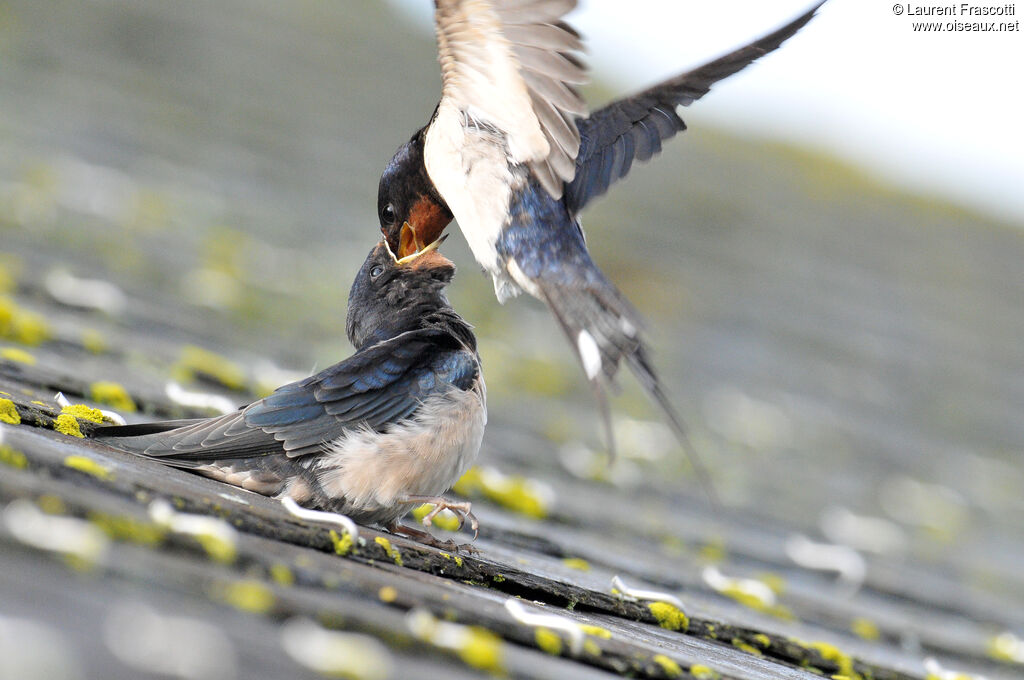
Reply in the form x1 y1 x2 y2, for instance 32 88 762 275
1 0 1021 560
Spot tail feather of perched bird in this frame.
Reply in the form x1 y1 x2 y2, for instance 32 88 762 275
377 0 827 493
95 241 487 544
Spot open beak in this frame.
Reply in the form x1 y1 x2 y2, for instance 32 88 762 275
384 226 448 265
397 221 424 259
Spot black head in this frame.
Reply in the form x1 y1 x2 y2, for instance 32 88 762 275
378 127 454 259
346 239 456 349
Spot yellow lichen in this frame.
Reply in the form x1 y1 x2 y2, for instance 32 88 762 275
0 346 36 365
534 627 563 655
652 654 683 678
89 381 137 412
804 641 860 680
196 533 237 564
411 503 461 531
732 639 763 656
215 580 275 614
82 329 107 354
851 618 880 641
61 403 105 423
439 552 464 568
270 564 294 586
63 454 113 480
698 538 727 563
453 466 550 519
583 639 601 656
986 631 1024 663
562 557 591 571
690 665 720 680
173 345 246 391
374 536 403 566
0 263 13 294
719 584 768 610
54 414 84 438
330 529 353 556
378 586 398 603
0 296 51 345
88 512 166 546
757 572 787 595
754 633 772 648
37 495 66 514
0 444 27 468
0 398 20 424
648 601 689 632
459 627 505 673
580 624 612 639
717 580 795 620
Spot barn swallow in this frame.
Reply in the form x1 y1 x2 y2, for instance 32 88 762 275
378 1 823 475
95 239 486 547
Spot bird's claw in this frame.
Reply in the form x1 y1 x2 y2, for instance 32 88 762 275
385 522 478 555
418 499 479 539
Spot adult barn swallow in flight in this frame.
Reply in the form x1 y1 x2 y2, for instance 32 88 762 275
378 0 824 462
96 239 485 546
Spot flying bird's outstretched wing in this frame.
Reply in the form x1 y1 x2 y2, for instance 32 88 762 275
565 1 825 215
433 0 588 197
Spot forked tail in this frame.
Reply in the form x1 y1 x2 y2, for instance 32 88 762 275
539 280 718 506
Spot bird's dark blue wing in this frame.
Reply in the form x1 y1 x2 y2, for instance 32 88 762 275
564 2 823 216
244 328 479 457
97 328 478 462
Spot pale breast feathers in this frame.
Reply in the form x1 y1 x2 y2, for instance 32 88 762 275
433 0 588 198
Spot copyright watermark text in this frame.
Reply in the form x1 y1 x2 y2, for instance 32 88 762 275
892 3 1020 31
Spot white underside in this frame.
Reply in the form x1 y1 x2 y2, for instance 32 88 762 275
505 258 541 299
312 381 486 514
425 100 525 302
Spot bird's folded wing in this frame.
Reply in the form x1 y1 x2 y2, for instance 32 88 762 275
564 1 824 216
434 0 587 197
246 328 478 458
96 329 478 462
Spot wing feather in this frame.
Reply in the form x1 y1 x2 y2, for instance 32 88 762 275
565 1 824 214
97 328 480 463
433 0 587 198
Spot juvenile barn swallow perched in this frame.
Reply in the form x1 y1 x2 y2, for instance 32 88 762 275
95 239 485 546
378 0 824 462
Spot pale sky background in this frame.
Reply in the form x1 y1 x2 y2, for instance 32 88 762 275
387 0 1024 225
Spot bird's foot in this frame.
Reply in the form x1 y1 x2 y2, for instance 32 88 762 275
384 521 479 554
401 495 478 539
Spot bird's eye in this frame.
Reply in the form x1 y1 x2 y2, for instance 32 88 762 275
381 203 396 225
370 265 384 279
